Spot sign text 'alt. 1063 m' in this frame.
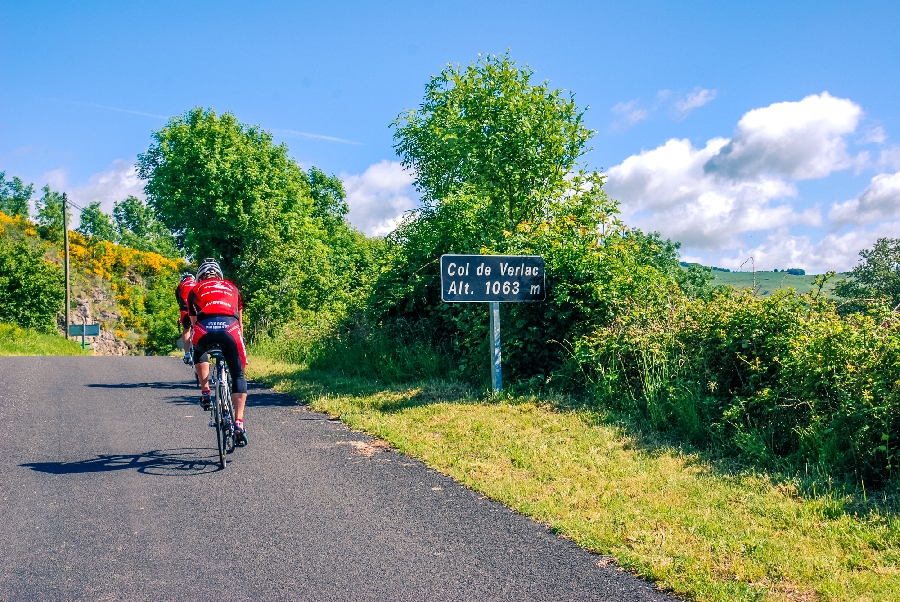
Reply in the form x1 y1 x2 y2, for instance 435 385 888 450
440 254 546 303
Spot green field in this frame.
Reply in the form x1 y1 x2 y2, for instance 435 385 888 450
710 270 844 297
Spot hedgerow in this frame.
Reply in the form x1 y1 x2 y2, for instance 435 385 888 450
577 286 900 484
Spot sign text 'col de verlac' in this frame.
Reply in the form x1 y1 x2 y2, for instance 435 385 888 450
440 255 546 303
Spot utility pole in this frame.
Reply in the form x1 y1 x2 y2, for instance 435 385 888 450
63 193 70 339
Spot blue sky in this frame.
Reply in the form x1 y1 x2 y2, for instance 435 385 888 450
2 1 898 272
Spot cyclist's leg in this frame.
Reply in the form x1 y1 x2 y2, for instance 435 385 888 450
222 323 248 422
191 327 212 398
179 313 192 363
219 335 247 421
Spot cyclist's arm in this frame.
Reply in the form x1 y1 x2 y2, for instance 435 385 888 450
187 289 199 326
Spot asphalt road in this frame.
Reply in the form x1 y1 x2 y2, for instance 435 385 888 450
0 356 676 601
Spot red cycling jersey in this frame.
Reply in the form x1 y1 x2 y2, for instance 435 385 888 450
175 276 196 314
188 279 243 319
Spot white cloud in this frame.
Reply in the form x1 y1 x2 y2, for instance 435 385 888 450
675 88 717 118
704 92 862 180
343 160 418 236
38 168 68 191
829 172 900 226
36 160 145 227
860 126 887 144
69 159 145 214
880 146 900 170
610 100 649 131
606 137 818 249
605 92 892 271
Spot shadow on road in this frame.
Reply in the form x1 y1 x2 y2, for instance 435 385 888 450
86 381 197 391
21 448 220 476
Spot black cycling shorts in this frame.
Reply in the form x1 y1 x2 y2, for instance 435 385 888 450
192 317 248 394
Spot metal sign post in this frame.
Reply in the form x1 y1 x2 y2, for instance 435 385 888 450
440 254 546 394
489 301 502 392
63 193 70 339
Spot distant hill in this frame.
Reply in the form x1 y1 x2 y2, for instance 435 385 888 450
709 269 843 297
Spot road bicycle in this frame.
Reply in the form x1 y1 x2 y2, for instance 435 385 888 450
207 346 236 469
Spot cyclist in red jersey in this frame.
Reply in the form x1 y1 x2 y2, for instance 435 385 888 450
188 258 249 446
175 272 196 365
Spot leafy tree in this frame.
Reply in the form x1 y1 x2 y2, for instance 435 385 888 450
0 238 65 332
392 53 593 224
368 53 708 386
835 237 900 309
76 201 117 241
308 166 349 235
0 172 33 218
137 107 372 329
35 185 65 243
113 195 179 256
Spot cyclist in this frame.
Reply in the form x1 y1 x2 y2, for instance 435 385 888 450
188 258 249 446
175 272 196 364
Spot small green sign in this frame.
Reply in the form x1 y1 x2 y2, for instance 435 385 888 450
68 324 100 337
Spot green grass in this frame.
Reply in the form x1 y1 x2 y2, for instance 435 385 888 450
0 322 90 355
711 270 843 297
248 356 900 602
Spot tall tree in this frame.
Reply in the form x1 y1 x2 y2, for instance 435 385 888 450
113 195 178 256
34 185 65 243
308 166 349 235
392 52 593 224
76 201 116 241
0 172 33 218
835 237 900 309
137 107 369 328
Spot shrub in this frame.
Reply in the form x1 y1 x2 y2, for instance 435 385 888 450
577 287 900 484
0 237 65 332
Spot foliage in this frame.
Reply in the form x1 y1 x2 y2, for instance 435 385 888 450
836 237 900 311
392 52 593 224
137 107 373 332
35 185 65 243
0 321 87 356
0 172 33 218
577 286 900 484
370 54 698 387
76 201 117 241
66 230 184 352
75 196 179 257
0 236 65 332
112 195 180 257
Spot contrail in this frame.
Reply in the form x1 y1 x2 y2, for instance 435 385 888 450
85 103 168 120
272 128 363 146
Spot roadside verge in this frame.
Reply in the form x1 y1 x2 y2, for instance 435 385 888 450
247 356 900 602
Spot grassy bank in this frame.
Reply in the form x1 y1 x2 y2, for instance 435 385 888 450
248 356 900 602
0 322 89 356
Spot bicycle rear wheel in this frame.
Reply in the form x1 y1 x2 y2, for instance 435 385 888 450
220 368 235 454
213 361 227 469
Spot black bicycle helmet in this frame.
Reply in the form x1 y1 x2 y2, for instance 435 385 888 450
180 272 194 282
196 258 223 280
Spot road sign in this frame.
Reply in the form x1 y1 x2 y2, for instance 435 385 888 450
440 254 545 303
68 324 100 337
440 254 546 394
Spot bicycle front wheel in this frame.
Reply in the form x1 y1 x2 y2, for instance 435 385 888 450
213 366 227 469
220 369 235 454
